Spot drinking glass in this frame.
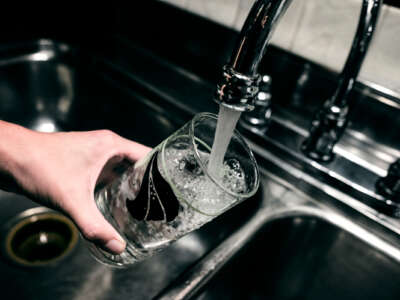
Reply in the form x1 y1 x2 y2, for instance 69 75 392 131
87 112 259 267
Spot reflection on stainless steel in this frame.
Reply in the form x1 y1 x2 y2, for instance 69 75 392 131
361 79 400 107
56 64 74 114
0 40 76 133
334 144 386 177
156 201 270 300
241 75 272 128
29 50 55 62
176 234 207 257
73 265 113 300
0 50 56 67
376 159 400 211
0 40 65 67
32 117 58 132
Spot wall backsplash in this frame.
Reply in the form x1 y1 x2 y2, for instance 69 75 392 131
160 0 400 97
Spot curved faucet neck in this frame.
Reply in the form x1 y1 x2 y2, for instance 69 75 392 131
228 0 294 76
216 0 382 112
333 0 381 107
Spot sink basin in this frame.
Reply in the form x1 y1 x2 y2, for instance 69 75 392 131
155 173 400 300
0 40 262 299
195 214 400 300
0 40 182 145
186 179 400 300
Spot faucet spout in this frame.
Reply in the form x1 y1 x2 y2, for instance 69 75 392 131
215 0 382 164
215 0 294 111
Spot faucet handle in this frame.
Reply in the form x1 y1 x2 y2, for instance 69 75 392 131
376 159 400 202
301 100 349 163
241 75 272 128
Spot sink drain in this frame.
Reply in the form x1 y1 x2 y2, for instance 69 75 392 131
2 207 79 267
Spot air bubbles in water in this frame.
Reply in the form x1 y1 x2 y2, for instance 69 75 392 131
223 158 246 194
178 154 204 176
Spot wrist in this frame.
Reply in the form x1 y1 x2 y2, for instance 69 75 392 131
0 121 39 193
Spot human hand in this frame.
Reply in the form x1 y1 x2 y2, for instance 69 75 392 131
4 126 151 254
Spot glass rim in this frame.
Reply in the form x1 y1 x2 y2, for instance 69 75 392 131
189 112 260 199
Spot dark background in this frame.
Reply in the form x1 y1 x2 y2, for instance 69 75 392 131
0 0 397 45
0 0 396 86
384 0 400 8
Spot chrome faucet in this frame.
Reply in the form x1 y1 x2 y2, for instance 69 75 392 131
215 0 293 112
376 159 400 205
301 0 382 162
214 0 382 161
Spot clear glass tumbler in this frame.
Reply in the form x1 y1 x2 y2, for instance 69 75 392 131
88 112 260 267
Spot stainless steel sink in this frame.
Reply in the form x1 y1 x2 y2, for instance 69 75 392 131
157 175 400 300
195 212 400 300
0 39 262 299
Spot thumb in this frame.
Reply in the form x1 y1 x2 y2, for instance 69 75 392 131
68 199 126 254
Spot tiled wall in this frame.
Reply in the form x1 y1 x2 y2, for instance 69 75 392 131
160 0 400 95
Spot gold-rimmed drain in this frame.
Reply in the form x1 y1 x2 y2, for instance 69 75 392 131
3 207 79 267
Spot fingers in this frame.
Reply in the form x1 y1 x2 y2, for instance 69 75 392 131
95 135 152 191
67 198 126 254
115 136 152 162
63 131 151 255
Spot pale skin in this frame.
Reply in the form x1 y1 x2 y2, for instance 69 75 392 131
0 120 151 254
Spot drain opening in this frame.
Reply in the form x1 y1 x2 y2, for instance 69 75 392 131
4 208 78 266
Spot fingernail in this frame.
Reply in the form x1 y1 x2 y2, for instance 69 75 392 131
105 238 126 254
